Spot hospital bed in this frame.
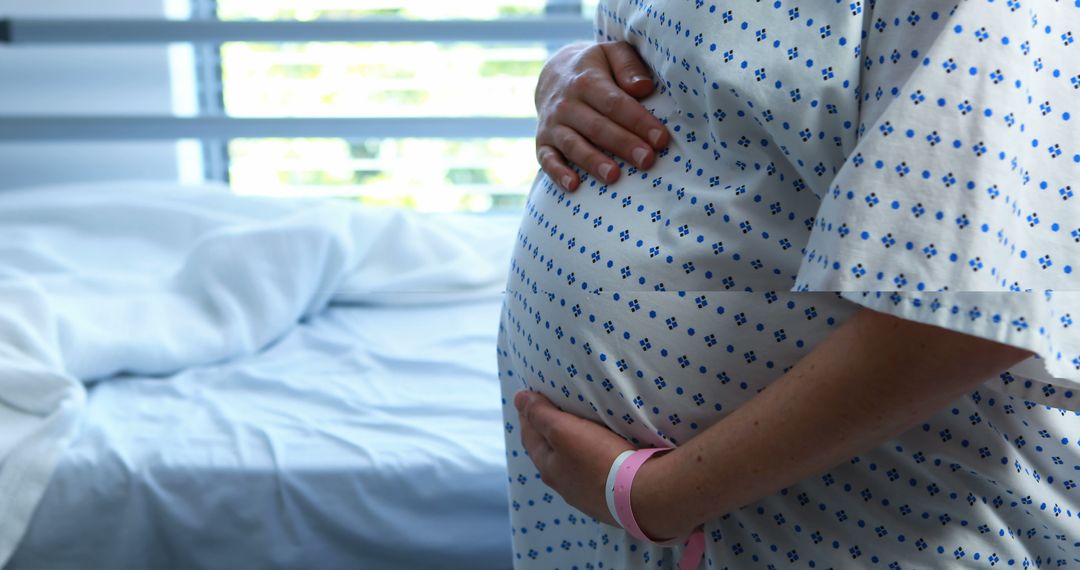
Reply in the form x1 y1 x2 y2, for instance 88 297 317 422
0 13 594 569
10 284 514 569
0 182 520 569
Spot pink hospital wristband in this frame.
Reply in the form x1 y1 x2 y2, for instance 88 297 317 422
604 450 636 528
612 448 681 545
611 447 706 569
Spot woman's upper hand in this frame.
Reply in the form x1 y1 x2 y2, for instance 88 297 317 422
534 41 670 192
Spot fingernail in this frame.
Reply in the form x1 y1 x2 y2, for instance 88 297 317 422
629 74 649 85
598 163 613 182
648 129 663 147
514 391 529 411
561 175 573 190
632 147 649 168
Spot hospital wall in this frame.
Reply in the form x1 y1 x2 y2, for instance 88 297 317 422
0 0 194 190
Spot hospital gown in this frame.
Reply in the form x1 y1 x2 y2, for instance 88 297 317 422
497 0 1080 567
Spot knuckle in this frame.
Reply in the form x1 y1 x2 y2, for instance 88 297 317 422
537 152 553 170
551 98 575 119
536 145 552 162
610 40 635 56
570 144 598 168
581 43 605 58
541 158 561 177
539 156 555 172
554 128 578 153
567 70 598 92
596 90 623 117
551 129 569 151
536 118 559 143
582 114 608 140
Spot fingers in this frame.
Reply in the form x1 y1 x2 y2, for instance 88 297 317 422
533 40 670 192
516 390 583 451
600 41 655 99
542 125 619 185
515 391 561 442
577 73 670 152
538 92 659 185
518 409 554 469
564 104 658 171
515 391 557 475
536 145 580 192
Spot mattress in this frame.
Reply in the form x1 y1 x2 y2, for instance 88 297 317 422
8 295 510 569
8 286 511 569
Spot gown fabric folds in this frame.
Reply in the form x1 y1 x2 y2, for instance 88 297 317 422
497 1 1080 567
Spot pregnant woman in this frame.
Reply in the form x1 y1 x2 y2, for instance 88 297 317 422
497 1 1080 568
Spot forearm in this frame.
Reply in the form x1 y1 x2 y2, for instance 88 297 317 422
633 307 1033 540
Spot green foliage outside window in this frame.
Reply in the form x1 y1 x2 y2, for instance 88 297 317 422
215 0 586 212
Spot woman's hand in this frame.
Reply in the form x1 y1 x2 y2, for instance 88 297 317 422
512 309 1035 544
514 390 634 527
535 41 670 192
514 390 695 540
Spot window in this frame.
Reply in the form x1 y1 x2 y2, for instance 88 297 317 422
201 0 598 212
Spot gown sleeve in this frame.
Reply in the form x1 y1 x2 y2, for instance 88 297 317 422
838 290 1080 410
791 2 1080 404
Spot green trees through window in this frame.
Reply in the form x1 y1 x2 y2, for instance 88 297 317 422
215 0 596 212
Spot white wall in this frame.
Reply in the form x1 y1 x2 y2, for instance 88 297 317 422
0 0 196 189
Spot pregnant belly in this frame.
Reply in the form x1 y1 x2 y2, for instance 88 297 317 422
500 172 859 445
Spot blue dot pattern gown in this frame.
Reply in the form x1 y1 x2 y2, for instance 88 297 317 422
496 0 1080 567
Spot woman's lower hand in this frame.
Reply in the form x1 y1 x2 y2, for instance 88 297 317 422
514 390 698 539
534 41 670 191
513 390 632 526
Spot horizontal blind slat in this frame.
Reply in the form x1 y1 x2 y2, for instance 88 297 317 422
5 18 593 44
0 117 540 140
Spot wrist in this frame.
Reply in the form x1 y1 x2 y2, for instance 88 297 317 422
630 449 699 540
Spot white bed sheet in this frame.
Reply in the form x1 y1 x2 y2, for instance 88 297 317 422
0 182 520 569
9 296 511 570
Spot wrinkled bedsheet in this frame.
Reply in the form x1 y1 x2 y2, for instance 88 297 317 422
0 182 516 569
